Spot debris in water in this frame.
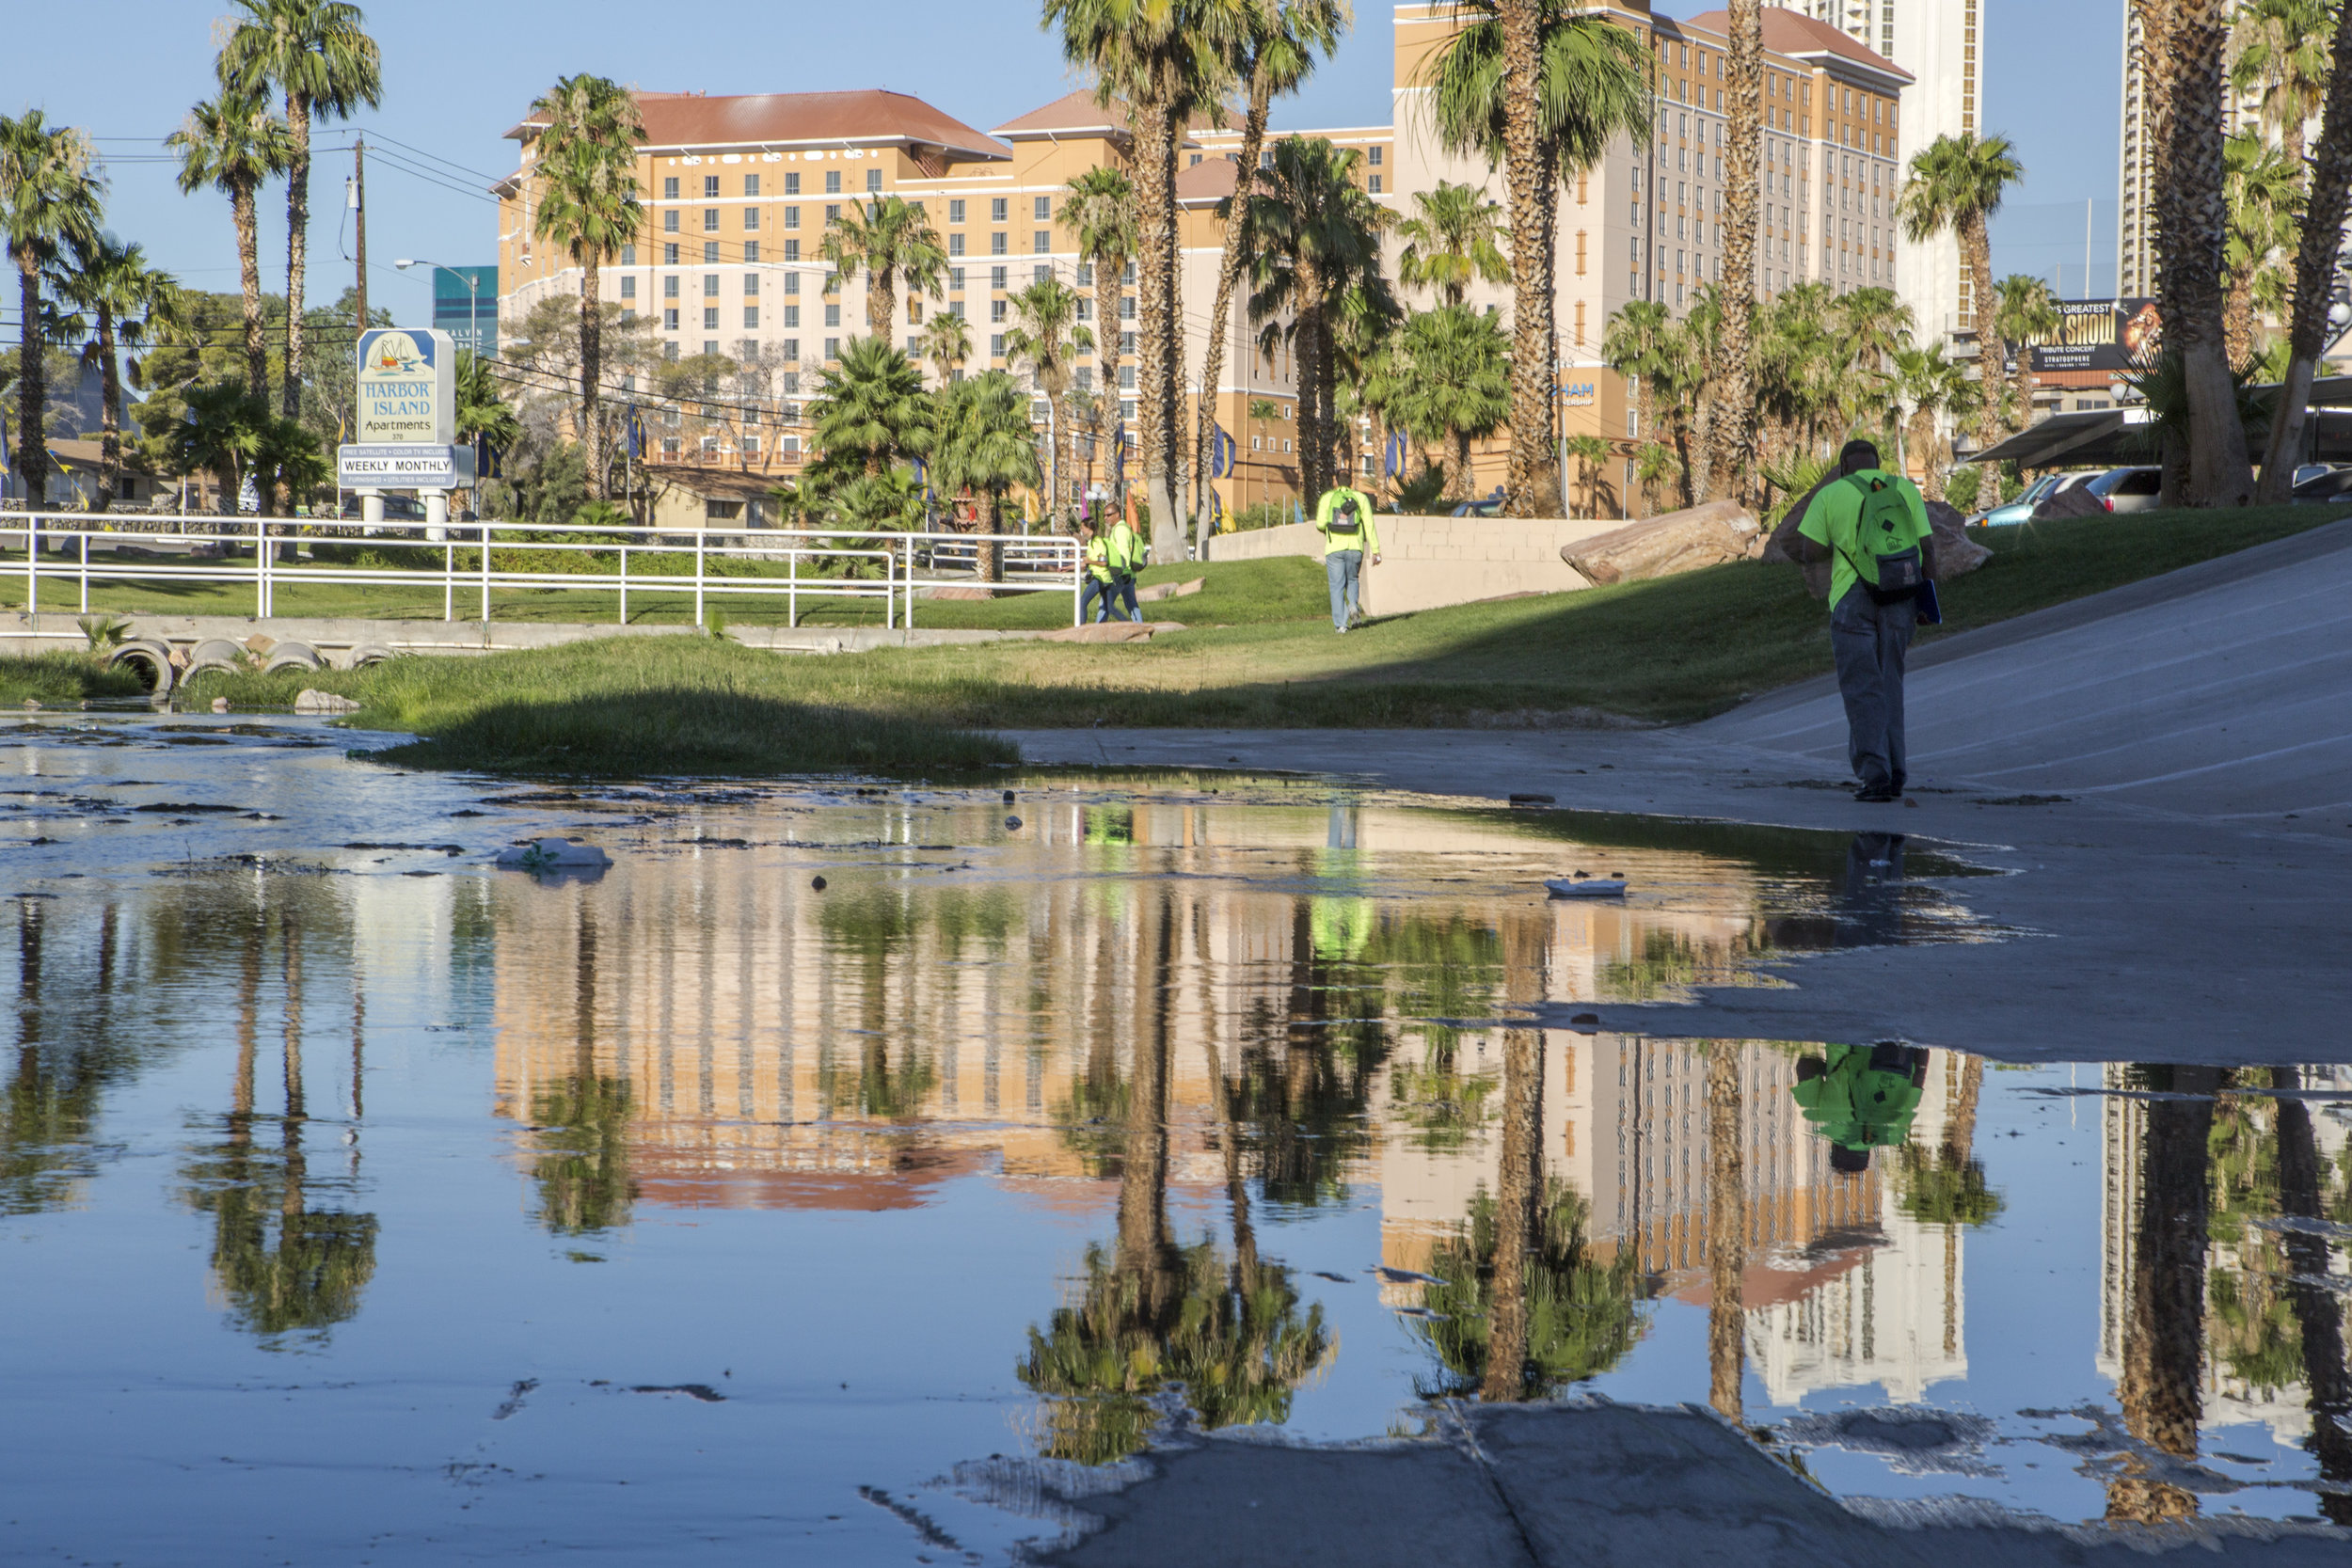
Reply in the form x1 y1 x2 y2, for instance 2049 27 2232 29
1368 1265 1446 1287
811 875 828 891
1546 873 1629 898
495 838 612 870
1509 793 1555 806
1004 816 1023 830
629 1384 726 1402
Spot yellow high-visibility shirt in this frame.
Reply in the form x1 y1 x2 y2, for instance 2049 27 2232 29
1313 486 1379 557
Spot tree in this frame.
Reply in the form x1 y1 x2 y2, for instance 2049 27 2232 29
1396 180 1511 309
1899 131 2025 513
919 309 972 386
1564 432 1611 515
2231 0 2333 170
1192 0 1344 551
819 194 948 345
930 371 1043 578
1600 299 1673 481
1062 164 1140 505
166 382 269 513
1425 0 1650 516
453 350 519 451
1708 0 1765 509
526 74 644 503
2256 0 2352 501
1890 341 1966 499
1046 0 1244 563
2221 129 2299 371
1247 136 1392 505
1990 276 2058 437
1003 277 1091 528
167 91 290 409
215 0 381 421
52 237 183 512
0 111 103 512
808 335 930 479
1387 304 1510 501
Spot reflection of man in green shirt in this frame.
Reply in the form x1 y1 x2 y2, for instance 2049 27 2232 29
1790 1042 1928 1174
1310 896 1375 964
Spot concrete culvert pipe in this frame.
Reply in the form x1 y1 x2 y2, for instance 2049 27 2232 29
107 641 176 695
262 641 324 674
184 638 246 678
346 643 396 669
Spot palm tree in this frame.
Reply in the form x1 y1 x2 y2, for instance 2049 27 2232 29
1708 0 1766 509
818 194 948 344
1192 0 1345 549
166 382 270 514
1899 132 2025 513
1063 165 1140 505
930 371 1043 578
1425 0 1649 516
1003 277 1092 529
808 335 930 479
1990 276 2058 438
167 92 290 410
526 74 644 503
53 236 183 511
2222 130 2299 371
919 310 972 386
1890 341 1965 499
215 0 382 420
1564 433 1610 515
1387 304 1510 501
2256 0 2352 501
1600 299 1673 480
1395 181 1511 309
1247 137 1392 504
1045 0 1244 562
0 111 103 514
2231 0 2333 170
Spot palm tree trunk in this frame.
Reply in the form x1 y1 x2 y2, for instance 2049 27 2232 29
2223 274 2256 371
282 92 311 420
2274 1068 2352 1526
1708 0 1764 511
580 255 605 502
1134 102 1184 564
1481 1027 1543 1402
1910 409 1944 500
2159 0 2253 505
1705 1046 1746 1422
1496 0 1551 518
1447 426 1469 500
871 269 897 345
2256 0 2352 500
1635 377 1656 511
14 259 47 514
95 307 121 511
1195 82 1273 556
1297 303 1328 503
1966 220 2004 513
233 182 267 402
2108 1067 2217 1522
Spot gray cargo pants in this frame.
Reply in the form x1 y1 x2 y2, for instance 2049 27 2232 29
1831 587 1915 792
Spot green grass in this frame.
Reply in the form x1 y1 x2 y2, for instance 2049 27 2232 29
0 651 149 707
174 503 2349 776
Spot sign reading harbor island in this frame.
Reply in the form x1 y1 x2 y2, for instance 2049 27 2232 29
355 326 455 443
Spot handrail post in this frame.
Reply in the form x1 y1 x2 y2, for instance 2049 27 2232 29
256 515 268 619
618 544 628 626
24 512 34 616
787 547 798 628
444 535 453 622
479 519 491 624
78 526 88 614
694 524 707 628
1073 534 1082 626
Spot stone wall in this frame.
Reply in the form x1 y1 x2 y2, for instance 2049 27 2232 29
1205 516 1626 615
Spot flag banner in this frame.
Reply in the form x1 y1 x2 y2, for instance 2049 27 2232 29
626 408 646 460
1384 432 1407 479
1211 424 1235 479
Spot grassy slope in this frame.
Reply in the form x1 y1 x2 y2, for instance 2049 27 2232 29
177 505 2349 774
0 652 149 706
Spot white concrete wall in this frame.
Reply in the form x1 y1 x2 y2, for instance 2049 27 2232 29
1206 516 1626 615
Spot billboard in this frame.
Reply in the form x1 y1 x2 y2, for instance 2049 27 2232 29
2012 298 2166 374
356 327 456 443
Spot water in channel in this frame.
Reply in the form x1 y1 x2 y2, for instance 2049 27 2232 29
1 716 2346 1562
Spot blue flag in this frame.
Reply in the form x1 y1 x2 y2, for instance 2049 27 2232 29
1384 431 1407 479
1210 423 1236 479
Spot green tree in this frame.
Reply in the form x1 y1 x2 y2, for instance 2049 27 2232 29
930 371 1043 577
167 91 290 407
526 74 645 502
2230 0 2334 170
818 194 948 345
1248 136 1393 503
1192 0 1344 549
2222 128 2300 371
453 349 519 450
1387 303 1509 502
1424 0 1649 515
809 335 930 478
1899 131 2025 513
1989 275 2058 439
2254 0 2352 500
1003 277 1090 524
52 236 183 510
918 309 972 386
1396 179 1511 309
1600 299 1673 483
215 0 382 420
1062 164 1140 495
0 111 103 510
1890 340 1967 500
165 382 269 513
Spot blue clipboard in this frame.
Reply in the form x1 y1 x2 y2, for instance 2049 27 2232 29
1915 579 1942 626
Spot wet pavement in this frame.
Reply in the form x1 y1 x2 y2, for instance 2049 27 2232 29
1 716 2347 1563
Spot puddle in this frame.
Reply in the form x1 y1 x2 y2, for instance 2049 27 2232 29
0 717 2344 1561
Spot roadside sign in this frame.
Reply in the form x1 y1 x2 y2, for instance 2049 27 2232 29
337 442 476 488
356 327 457 443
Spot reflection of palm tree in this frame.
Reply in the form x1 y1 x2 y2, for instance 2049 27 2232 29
2107 1065 2218 1523
2271 1068 2352 1527
1706 1044 1746 1422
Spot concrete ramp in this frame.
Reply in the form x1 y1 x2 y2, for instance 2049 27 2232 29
1704 517 2352 816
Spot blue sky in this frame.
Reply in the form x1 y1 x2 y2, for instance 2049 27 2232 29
3 0 2122 326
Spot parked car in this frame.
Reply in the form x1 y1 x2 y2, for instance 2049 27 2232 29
2084 466 2164 514
2290 467 2352 504
1969 469 2101 527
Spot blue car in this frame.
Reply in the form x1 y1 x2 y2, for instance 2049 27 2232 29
1968 469 2099 527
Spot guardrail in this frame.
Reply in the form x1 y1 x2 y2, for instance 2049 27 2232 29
0 513 1084 629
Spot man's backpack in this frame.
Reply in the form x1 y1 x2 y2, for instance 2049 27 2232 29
1838 472 1924 604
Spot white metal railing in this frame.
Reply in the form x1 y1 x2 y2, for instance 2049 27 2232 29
0 513 1085 631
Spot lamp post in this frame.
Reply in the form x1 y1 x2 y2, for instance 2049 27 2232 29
395 258 481 526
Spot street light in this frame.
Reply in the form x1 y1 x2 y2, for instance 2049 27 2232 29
393 258 480 356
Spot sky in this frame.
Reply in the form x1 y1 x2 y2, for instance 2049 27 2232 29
1 0 2125 330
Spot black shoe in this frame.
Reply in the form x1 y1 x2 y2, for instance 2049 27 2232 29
1853 784 1899 803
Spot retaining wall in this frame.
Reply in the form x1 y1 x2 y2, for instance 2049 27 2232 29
1205 516 1625 615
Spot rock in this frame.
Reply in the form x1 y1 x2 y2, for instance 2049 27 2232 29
1136 577 1206 603
211 697 230 713
294 689 360 715
2033 484 2110 520
810 875 827 891
1509 793 1556 806
1002 789 1016 803
22 700 40 711
1562 499 1762 586
1004 815 1023 830
494 838 612 870
1038 621 1184 643
928 586 995 600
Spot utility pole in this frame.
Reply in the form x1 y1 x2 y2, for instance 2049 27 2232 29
353 137 368 340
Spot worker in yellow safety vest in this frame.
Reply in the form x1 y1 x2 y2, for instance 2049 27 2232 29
1079 521 1118 625
1313 483 1381 632
1099 513 1147 624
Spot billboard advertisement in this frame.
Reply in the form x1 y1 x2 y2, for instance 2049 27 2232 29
2012 298 2166 374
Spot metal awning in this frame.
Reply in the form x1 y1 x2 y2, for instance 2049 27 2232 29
1969 409 2150 468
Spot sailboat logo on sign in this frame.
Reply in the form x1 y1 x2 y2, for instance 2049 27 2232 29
355 327 454 444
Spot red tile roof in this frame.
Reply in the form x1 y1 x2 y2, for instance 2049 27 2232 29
993 89 1135 139
1175 155 1243 204
1672 7 1914 83
509 88 1009 163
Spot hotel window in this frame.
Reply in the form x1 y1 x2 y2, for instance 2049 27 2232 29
991 265 1008 289
784 271 799 294
991 198 1008 222
1120 330 1136 355
663 177 679 199
744 307 758 328
824 337 839 358
785 172 800 195
785 305 800 327
780 436 800 457
620 244 635 265
825 204 840 224
1368 146 1382 166
991 299 1007 323
704 242 720 264
620 308 635 323
991 232 1008 255
783 338 799 360
744 273 759 297
662 436 680 455
1033 264 1049 283
743 435 761 457
1369 175 1382 194
704 274 719 296
703 308 719 329
1121 399 1136 420
784 239 800 262
949 300 964 319
1076 297 1092 321
701 436 718 457
1033 230 1050 253
1120 295 1136 320
742 241 759 264
950 199 966 224
663 277 680 299
949 267 964 290
1034 196 1052 220
991 333 1006 356
744 174 759 197
950 233 965 257
664 210 680 233
866 170 881 192
825 171 841 194
703 175 720 198
663 309 678 330
620 277 637 298
785 206 800 230
1120 365 1136 388
908 298 922 323
824 303 840 327
744 207 759 230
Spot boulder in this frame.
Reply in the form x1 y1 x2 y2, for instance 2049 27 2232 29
1765 484 1990 601
294 689 361 715
2033 484 2109 521
1037 621 1186 643
495 838 612 870
1762 481 1837 600
1562 500 1763 586
1136 577 1206 603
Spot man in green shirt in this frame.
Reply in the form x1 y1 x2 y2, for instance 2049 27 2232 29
1100 513 1146 624
1790 1041 1929 1175
1313 483 1381 633
1796 439 1934 802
